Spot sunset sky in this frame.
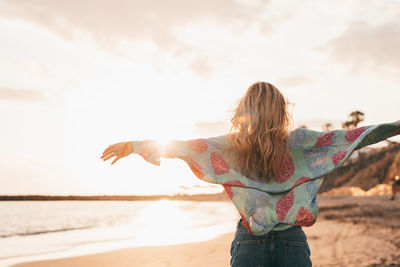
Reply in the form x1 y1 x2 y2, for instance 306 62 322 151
0 0 399 195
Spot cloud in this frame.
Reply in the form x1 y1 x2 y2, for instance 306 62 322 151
0 0 269 49
276 75 311 88
322 21 400 73
189 56 213 77
0 88 44 102
0 0 272 76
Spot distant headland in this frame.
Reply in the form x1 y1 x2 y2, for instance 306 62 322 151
0 193 229 201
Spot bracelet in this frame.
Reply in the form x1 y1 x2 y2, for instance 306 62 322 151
122 141 132 156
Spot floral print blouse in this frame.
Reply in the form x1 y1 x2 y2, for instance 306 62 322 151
132 121 400 235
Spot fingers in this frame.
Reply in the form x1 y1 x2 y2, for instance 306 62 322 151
102 145 115 157
101 143 124 165
111 156 120 165
102 153 115 161
101 150 114 160
101 153 119 165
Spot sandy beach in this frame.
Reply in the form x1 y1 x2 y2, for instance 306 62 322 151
12 196 400 267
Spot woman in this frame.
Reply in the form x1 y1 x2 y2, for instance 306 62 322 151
101 82 400 267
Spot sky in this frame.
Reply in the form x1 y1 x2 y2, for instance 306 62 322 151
0 0 399 195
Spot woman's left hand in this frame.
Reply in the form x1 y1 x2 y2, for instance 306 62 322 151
101 141 132 165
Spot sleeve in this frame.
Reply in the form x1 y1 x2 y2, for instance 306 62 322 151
131 140 162 166
287 120 400 182
289 120 400 150
131 135 231 184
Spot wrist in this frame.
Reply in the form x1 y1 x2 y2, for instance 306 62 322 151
122 141 134 156
127 141 133 155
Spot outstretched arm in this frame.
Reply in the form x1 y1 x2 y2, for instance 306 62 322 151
101 135 229 165
100 136 231 185
100 139 193 166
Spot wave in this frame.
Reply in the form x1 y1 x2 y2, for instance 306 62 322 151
0 226 92 238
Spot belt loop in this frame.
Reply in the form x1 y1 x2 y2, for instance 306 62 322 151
270 231 275 265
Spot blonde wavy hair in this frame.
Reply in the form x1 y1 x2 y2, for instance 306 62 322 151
229 81 292 181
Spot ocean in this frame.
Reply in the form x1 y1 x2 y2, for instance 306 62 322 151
0 200 239 267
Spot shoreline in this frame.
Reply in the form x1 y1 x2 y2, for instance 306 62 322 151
11 218 400 267
0 200 238 267
11 233 235 267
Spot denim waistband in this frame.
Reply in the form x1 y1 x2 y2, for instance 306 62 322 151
236 218 303 237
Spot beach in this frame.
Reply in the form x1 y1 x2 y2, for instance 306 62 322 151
11 196 400 267
12 219 400 267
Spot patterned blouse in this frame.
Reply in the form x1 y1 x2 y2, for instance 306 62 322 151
132 121 400 235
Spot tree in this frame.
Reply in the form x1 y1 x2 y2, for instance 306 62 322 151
323 123 333 131
342 110 365 130
349 110 364 126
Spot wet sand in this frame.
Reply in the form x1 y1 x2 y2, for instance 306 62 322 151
13 196 400 267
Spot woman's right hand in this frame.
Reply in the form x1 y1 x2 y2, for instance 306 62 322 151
101 141 133 165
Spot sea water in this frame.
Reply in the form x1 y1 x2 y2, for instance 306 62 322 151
0 200 239 267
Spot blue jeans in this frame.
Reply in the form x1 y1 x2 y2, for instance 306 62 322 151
230 219 312 267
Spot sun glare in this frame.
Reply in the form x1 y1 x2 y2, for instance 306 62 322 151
154 137 171 147
133 200 192 245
